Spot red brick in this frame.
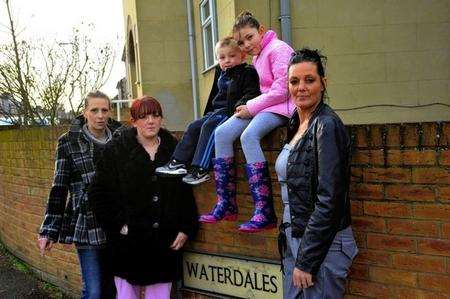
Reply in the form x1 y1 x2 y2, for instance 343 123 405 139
348 263 369 279
403 124 420 147
386 219 439 237
354 127 368 148
385 184 435 202
367 233 416 253
350 167 363 182
348 279 392 298
354 248 392 266
441 123 450 147
353 231 367 249
414 204 450 221
352 149 384 165
442 223 450 239
350 183 384 200
386 124 401 147
394 288 448 299
412 168 450 184
418 273 450 292
369 266 417 287
388 150 437 166
403 150 437 165
368 125 384 147
352 216 386 233
439 150 450 166
364 201 412 218
437 186 450 202
392 253 445 273
422 123 438 147
351 200 363 216
364 167 411 183
418 239 450 256
352 150 369 164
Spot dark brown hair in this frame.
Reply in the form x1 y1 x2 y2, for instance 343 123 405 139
130 95 163 120
232 11 260 33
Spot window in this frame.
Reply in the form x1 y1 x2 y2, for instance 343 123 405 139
200 0 218 70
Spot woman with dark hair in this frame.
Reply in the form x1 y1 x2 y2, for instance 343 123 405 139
89 96 198 298
38 91 121 298
277 49 358 298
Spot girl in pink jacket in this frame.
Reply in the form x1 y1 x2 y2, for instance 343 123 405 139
199 11 294 232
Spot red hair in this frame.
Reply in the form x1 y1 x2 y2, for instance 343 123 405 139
130 95 163 119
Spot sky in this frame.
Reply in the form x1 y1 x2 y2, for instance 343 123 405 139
0 0 125 98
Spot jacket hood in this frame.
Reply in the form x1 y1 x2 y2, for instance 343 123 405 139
260 30 277 51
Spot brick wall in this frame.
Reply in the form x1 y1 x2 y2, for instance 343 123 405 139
0 123 449 298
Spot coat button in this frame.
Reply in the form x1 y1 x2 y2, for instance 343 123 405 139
151 175 157 182
152 222 159 229
304 159 310 166
291 215 295 220
288 188 292 192
306 146 312 152
152 195 159 202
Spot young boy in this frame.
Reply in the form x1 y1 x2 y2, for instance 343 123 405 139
156 37 260 184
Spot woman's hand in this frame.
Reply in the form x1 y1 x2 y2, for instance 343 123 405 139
234 105 252 119
170 232 188 250
293 268 314 289
37 236 53 256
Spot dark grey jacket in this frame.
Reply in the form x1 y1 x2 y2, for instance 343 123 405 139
285 101 351 275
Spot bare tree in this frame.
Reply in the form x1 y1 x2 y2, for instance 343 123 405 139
0 0 114 125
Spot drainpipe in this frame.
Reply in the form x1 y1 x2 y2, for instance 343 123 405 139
186 0 200 119
279 0 292 46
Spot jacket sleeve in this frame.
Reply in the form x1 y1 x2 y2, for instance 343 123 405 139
39 136 71 242
295 117 349 275
246 43 293 116
88 142 126 234
234 67 261 109
178 182 199 240
203 66 221 116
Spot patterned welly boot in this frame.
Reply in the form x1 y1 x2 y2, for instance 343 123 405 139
238 161 277 233
199 157 237 223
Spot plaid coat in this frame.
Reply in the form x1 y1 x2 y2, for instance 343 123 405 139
39 116 122 245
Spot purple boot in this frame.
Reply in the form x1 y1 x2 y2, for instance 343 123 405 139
199 157 237 223
238 161 277 233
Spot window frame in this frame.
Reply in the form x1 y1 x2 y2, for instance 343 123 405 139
199 0 218 71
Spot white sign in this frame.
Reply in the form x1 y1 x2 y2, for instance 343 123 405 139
183 251 283 298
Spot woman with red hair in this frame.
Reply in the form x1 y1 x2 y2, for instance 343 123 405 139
89 96 198 298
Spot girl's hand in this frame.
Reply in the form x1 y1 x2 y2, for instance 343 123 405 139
170 232 188 250
37 236 53 256
293 268 314 289
234 105 252 119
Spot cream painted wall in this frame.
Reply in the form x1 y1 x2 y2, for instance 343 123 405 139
291 0 450 124
125 0 449 126
123 0 194 130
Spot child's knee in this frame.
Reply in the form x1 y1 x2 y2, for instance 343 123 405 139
240 130 257 146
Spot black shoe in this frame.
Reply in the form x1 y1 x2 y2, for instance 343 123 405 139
182 168 210 185
155 159 187 176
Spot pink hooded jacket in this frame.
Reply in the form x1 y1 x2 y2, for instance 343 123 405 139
246 30 295 118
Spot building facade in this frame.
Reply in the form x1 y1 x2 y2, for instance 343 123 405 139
120 0 450 297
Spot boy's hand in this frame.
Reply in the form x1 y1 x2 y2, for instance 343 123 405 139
234 105 252 119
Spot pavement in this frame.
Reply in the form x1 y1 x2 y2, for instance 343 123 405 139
0 245 68 299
